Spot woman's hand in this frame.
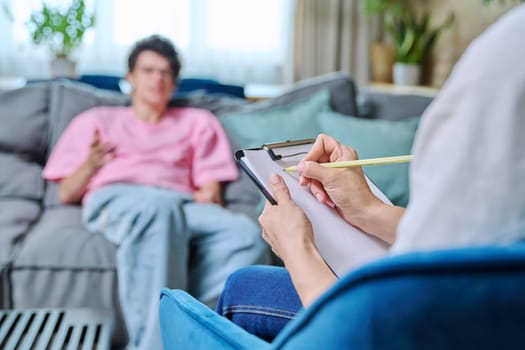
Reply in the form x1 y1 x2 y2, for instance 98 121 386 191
258 173 315 261
298 134 381 228
297 134 404 243
259 173 337 307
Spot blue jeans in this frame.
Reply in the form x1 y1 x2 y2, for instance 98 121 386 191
215 265 303 342
84 184 270 350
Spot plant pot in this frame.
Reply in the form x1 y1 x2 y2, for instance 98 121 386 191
393 62 421 86
51 57 77 78
369 42 395 83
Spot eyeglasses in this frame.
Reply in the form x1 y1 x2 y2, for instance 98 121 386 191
134 66 173 80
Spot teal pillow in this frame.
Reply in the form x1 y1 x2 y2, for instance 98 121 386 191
220 89 330 149
318 110 420 207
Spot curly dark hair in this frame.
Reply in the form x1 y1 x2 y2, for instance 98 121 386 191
127 34 181 82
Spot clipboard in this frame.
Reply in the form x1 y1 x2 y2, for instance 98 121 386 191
235 139 390 277
235 139 315 205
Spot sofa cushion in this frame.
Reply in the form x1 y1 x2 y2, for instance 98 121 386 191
13 206 116 269
220 89 331 149
318 110 420 207
0 198 41 265
0 153 45 200
0 83 49 163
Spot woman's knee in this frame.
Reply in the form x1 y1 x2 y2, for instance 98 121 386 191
216 265 302 342
217 265 297 312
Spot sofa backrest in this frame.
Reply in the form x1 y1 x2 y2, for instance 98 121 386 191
0 84 51 264
237 71 358 117
357 87 434 121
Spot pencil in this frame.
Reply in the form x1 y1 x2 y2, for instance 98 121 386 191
284 155 414 172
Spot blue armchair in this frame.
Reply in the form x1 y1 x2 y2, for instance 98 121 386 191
159 243 525 349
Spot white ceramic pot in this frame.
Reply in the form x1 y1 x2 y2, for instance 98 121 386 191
393 62 421 86
50 57 77 78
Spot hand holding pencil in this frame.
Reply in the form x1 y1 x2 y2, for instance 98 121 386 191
290 135 410 228
285 155 413 172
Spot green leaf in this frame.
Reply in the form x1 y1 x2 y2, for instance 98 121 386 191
26 0 95 58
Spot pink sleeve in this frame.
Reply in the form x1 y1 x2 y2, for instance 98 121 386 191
42 111 99 181
191 112 239 187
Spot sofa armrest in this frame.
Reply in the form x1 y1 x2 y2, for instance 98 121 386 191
159 289 270 350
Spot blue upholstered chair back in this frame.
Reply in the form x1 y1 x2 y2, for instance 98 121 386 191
273 243 525 349
160 243 525 350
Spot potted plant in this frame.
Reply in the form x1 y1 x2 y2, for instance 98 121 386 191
26 0 94 77
363 0 454 86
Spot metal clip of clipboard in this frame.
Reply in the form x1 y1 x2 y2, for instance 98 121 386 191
261 138 315 160
234 139 315 206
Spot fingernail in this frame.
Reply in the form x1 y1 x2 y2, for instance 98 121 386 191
315 193 323 202
270 173 280 184
299 176 306 186
326 200 336 208
297 161 304 172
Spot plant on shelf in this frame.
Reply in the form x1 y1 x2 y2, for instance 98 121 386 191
26 0 94 77
481 0 524 4
363 0 454 86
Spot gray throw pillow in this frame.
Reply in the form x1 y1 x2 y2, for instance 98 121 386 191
0 83 50 163
0 153 45 200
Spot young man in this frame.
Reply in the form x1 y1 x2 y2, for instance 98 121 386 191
43 35 269 350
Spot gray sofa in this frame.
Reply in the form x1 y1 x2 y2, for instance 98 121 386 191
0 72 432 347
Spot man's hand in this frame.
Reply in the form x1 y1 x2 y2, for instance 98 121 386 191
193 181 223 205
58 129 115 204
85 129 115 172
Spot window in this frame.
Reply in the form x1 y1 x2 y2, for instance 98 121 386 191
112 0 189 48
0 0 294 84
205 0 283 52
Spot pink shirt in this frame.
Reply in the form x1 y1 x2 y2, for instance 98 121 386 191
43 106 239 199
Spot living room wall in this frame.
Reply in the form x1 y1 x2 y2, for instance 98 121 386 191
410 0 518 86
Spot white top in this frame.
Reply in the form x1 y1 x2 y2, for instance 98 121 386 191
392 5 525 253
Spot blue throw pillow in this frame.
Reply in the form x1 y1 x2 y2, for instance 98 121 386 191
318 110 420 207
220 89 330 149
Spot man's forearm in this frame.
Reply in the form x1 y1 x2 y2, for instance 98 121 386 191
59 162 97 204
